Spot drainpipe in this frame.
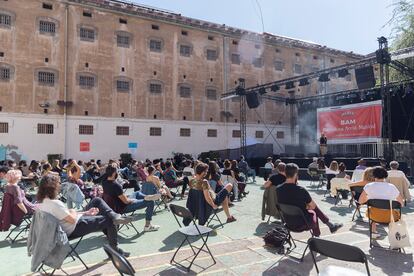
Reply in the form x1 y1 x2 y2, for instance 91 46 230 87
222 35 228 150
63 3 69 158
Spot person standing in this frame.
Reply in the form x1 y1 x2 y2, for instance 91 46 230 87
319 133 328 156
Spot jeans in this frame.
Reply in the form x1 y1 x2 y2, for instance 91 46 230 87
122 179 140 192
69 197 118 248
123 191 154 221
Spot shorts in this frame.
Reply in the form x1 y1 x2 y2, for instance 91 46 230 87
214 188 229 206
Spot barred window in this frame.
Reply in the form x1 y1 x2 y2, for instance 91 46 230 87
149 83 162 94
116 80 130 92
232 130 241 138
180 45 191 57
79 75 95 88
206 89 217 100
116 126 129 136
206 49 217 61
149 40 162 52
207 129 217 137
231 53 240 65
0 122 8 133
117 34 130 48
180 128 191 137
80 27 95 41
274 60 285 71
253 57 263 68
255 130 264 138
79 125 93 135
39 20 56 34
294 64 302 74
276 131 284 139
0 67 10 81
149 127 161 136
38 71 55 86
0 14 11 27
37 123 54 134
179 86 191 98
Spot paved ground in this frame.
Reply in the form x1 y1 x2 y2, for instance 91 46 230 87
1 178 413 276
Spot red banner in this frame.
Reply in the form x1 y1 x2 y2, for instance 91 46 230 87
317 101 382 142
80 142 90 152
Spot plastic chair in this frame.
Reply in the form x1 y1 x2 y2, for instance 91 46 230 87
103 244 135 276
308 237 371 276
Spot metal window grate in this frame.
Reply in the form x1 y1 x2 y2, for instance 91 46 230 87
180 45 191 57
179 86 191 98
37 123 54 134
149 40 162 52
275 61 285 71
149 127 162 136
0 122 8 133
80 27 95 41
0 67 10 80
38 71 55 85
276 131 285 139
79 125 93 135
180 128 191 137
231 54 240 65
149 83 162 94
117 35 130 47
294 64 302 74
79 75 95 88
253 57 263 68
206 89 217 100
39 20 56 34
232 130 241 138
255 130 264 138
116 126 129 136
0 14 11 27
117 80 130 92
206 49 217 60
207 129 217 137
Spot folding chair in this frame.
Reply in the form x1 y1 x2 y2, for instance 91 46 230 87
307 168 319 187
103 244 135 276
367 199 402 250
5 213 32 243
277 203 314 262
308 237 371 276
169 204 216 272
187 189 224 228
102 194 139 235
330 178 351 206
141 182 169 213
324 174 336 197
350 186 364 221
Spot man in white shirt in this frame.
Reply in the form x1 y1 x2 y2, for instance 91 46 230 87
387 161 411 201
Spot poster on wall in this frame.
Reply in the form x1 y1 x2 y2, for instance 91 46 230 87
317 100 382 144
128 142 138 155
80 142 90 152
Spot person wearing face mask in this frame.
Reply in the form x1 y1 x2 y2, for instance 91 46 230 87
276 163 343 237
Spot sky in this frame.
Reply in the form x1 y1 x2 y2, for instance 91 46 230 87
130 0 395 55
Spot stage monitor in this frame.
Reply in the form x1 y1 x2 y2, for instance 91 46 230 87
317 100 382 144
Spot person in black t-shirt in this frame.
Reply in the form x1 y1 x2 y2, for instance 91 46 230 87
264 162 286 188
276 163 342 237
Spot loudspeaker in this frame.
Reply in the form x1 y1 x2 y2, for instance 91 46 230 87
355 66 375 89
246 92 261 109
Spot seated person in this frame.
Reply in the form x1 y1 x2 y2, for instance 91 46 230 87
0 166 8 189
135 161 149 182
276 163 343 237
264 162 286 188
355 159 367 170
102 166 160 232
325 161 339 175
359 166 404 234
4 169 36 214
190 163 236 223
182 160 195 179
238 155 256 182
163 161 187 198
336 163 350 179
264 157 274 180
37 173 132 256
146 166 174 199
307 158 319 171
387 161 411 202
206 161 223 193
231 160 248 199
66 160 82 181
349 167 375 202
51 159 63 175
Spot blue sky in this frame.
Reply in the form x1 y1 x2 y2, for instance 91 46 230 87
131 0 394 55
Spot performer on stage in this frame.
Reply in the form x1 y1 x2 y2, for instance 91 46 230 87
319 133 328 156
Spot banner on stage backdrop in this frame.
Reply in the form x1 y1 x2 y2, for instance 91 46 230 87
317 100 382 144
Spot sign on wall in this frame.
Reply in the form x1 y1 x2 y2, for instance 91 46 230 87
80 142 90 152
317 100 382 144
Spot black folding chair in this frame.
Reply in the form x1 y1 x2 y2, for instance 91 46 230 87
103 244 135 276
307 168 319 187
169 204 216 272
367 199 402 250
187 189 224 228
5 213 32 243
277 203 314 262
350 186 364 221
324 174 336 197
102 194 139 235
308 237 371 276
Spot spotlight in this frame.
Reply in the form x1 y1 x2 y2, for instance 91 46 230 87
259 87 267 95
298 78 309 86
285 81 295 89
270 84 280 92
338 69 350 78
318 73 330 82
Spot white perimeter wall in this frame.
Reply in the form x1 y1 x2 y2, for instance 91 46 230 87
0 113 291 161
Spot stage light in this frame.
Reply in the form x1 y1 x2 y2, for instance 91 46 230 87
259 87 267 95
298 78 310 86
285 81 295 89
338 69 350 78
270 84 280 92
318 73 330 82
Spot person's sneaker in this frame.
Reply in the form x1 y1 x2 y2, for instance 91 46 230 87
144 194 161 201
226 216 237 223
112 214 133 225
144 225 160 232
116 248 130 258
329 223 343 233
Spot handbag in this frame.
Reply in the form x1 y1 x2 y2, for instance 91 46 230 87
388 200 411 249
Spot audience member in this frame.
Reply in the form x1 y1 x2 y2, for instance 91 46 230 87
264 162 286 188
355 159 367 170
4 169 36 214
336 163 350 179
387 161 411 202
326 161 339 175
308 157 319 170
146 166 174 199
164 161 187 198
0 166 8 188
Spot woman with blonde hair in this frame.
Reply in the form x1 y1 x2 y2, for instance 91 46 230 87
350 167 375 188
4 169 36 214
